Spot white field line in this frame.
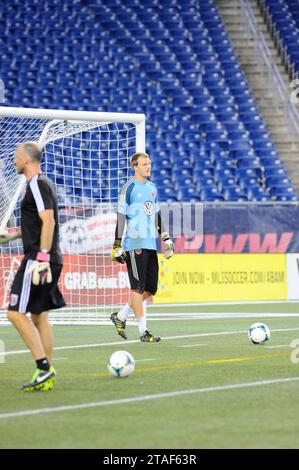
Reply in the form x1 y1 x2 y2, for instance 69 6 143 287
179 344 208 348
150 300 299 307
265 345 291 349
0 376 298 421
1 313 299 327
136 358 155 362
2 327 299 357
145 312 299 316
146 313 299 317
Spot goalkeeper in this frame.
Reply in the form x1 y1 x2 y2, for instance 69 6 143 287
0 142 65 391
111 152 174 342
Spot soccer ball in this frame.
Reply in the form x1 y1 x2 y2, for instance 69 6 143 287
107 350 135 378
248 322 271 345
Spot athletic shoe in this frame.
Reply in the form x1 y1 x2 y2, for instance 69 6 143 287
44 366 57 390
22 366 56 392
140 330 161 342
110 312 127 340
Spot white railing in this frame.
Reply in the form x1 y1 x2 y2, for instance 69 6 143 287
240 0 299 146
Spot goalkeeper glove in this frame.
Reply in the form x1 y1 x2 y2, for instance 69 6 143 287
0 228 18 244
29 251 52 286
111 240 127 264
161 232 174 259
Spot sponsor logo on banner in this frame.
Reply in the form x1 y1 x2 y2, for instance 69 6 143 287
0 255 130 309
60 255 130 306
60 210 116 254
155 253 287 303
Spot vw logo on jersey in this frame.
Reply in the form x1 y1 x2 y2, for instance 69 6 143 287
144 200 153 216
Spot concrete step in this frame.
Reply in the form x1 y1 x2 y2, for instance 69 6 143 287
275 144 299 152
228 32 252 40
246 69 288 82
223 23 268 33
285 160 299 166
216 0 299 189
244 71 287 82
284 159 299 166
237 55 282 65
265 118 292 126
270 135 299 144
267 126 297 134
258 99 286 107
249 84 275 92
283 162 299 170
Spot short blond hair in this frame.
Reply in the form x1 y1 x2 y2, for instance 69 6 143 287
130 152 150 168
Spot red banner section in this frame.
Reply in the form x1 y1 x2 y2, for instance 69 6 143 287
0 255 130 309
61 254 130 306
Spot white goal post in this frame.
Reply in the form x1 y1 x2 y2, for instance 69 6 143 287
0 106 146 324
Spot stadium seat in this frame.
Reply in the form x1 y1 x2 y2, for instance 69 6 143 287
0 0 294 202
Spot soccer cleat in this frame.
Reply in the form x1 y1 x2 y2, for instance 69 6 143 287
140 330 161 342
22 366 56 392
45 366 57 390
110 312 127 340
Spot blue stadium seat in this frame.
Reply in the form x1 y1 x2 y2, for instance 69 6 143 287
223 187 247 201
200 187 224 201
246 187 271 201
217 176 237 192
0 0 294 203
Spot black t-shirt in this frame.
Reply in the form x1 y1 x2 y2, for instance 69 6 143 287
21 173 63 264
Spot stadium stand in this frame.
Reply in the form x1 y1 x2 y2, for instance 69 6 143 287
259 0 299 78
0 0 297 202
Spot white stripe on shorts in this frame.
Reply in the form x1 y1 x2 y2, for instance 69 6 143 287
129 250 139 281
19 260 34 314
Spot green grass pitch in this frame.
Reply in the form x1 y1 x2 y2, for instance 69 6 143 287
0 302 299 449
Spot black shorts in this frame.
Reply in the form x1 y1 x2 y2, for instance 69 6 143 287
8 258 66 314
126 249 158 295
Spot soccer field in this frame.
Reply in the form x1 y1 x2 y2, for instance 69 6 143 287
1 302 299 449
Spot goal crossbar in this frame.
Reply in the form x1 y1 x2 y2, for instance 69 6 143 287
0 106 145 152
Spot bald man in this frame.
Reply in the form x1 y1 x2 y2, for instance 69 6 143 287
0 142 65 391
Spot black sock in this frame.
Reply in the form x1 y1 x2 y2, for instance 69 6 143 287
36 358 50 371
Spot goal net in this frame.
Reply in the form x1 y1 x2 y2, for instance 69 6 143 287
0 107 145 324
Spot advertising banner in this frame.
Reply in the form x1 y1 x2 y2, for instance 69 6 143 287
0 254 130 309
154 253 287 303
287 253 299 300
0 252 290 307
165 203 299 254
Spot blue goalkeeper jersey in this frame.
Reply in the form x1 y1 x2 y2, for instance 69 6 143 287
117 177 159 251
